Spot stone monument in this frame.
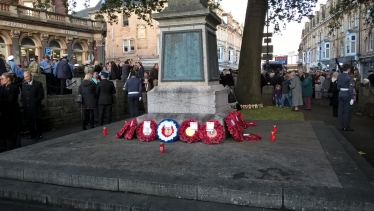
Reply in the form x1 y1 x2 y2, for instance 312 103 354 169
137 0 229 137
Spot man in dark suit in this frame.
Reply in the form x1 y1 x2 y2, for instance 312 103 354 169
96 72 116 126
21 72 45 140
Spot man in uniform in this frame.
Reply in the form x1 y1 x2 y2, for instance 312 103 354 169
56 54 73 95
6 55 17 75
28 56 40 74
337 64 355 131
39 55 53 95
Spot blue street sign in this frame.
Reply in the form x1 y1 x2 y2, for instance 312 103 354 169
44 48 51 55
318 62 321 67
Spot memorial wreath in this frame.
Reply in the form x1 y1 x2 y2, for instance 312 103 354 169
178 119 201 144
136 119 157 142
199 119 224 145
157 118 179 143
124 118 137 140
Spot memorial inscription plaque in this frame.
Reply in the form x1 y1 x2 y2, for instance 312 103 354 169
161 30 204 82
207 31 219 81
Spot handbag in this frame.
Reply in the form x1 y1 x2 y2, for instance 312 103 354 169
75 94 82 103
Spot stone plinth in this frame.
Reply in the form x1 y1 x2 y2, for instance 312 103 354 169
148 85 228 114
262 85 274 106
144 0 229 135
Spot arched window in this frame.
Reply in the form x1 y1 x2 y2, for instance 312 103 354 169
21 37 35 46
73 43 83 51
370 32 373 51
49 40 61 48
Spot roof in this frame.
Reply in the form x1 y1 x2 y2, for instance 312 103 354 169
74 0 105 18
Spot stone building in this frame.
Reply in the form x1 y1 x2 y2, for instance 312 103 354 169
215 8 243 67
75 1 243 69
299 0 373 80
0 0 106 68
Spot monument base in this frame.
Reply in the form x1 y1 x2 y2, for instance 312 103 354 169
144 84 231 140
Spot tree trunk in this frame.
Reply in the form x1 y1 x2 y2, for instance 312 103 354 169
235 0 268 104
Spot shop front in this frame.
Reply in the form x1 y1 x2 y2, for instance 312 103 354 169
0 3 106 66
361 56 374 80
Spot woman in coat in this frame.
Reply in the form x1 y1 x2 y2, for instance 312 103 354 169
0 73 21 150
321 73 332 99
109 61 120 80
289 71 303 111
329 72 339 117
301 73 313 110
314 71 325 99
78 73 97 130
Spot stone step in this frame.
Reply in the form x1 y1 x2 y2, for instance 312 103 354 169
1 120 374 210
0 178 271 211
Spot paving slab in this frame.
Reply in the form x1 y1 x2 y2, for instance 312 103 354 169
0 120 372 210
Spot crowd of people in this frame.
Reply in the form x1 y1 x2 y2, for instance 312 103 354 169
261 64 373 131
261 67 374 111
0 52 159 152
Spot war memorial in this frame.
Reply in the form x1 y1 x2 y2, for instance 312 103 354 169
0 0 374 210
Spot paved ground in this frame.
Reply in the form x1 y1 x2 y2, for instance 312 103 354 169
0 119 373 210
301 100 374 168
20 114 131 148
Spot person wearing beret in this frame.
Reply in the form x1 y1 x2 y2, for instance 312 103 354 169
96 72 116 126
337 64 355 131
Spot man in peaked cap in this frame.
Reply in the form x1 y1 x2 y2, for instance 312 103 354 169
337 63 355 131
6 55 17 74
55 54 72 95
96 71 116 126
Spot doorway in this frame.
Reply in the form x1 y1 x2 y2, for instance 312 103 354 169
20 37 36 70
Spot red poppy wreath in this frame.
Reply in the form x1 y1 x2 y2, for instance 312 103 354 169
124 118 137 140
136 119 157 142
230 111 258 128
199 119 224 145
224 114 244 142
116 121 131 139
179 119 201 144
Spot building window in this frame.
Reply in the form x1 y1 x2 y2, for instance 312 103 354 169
334 48 336 58
218 46 224 61
122 14 129 27
346 37 350 54
354 12 359 27
351 35 356 53
307 51 311 63
370 32 373 51
340 42 344 57
348 16 352 29
303 52 306 64
324 43 330 59
123 39 134 53
341 19 344 32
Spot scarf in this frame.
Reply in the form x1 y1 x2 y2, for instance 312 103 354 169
331 77 337 83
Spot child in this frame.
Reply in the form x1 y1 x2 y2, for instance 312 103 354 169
274 84 282 107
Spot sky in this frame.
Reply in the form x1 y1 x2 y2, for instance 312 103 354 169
75 0 327 56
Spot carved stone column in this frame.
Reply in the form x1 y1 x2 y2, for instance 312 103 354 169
95 40 105 63
10 30 21 64
41 33 49 55
66 37 73 58
87 39 94 62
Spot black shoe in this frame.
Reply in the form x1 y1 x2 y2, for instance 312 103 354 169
342 128 354 131
83 127 87 130
27 136 37 139
36 136 42 140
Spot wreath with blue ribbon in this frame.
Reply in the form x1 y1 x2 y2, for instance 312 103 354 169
157 118 179 143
